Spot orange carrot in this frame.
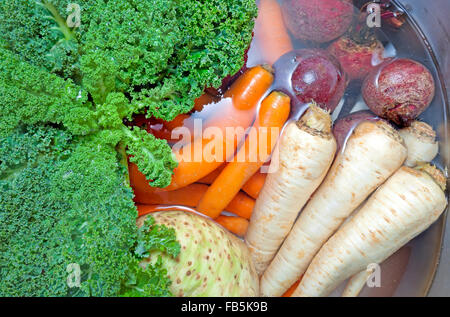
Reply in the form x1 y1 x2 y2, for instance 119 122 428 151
200 165 267 200
197 91 291 219
134 183 208 207
215 215 249 237
134 183 256 219
242 171 267 199
282 279 302 297
165 65 274 191
197 164 226 184
199 164 266 200
256 0 293 65
224 191 255 220
130 66 274 193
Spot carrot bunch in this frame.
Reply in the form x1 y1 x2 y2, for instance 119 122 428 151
130 65 291 238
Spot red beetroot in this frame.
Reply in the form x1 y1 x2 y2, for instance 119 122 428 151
362 58 435 126
328 36 385 81
333 110 380 150
291 49 347 112
281 0 355 43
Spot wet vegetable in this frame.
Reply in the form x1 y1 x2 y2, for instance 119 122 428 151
291 49 347 112
136 211 259 297
332 110 380 150
362 58 435 126
281 0 354 43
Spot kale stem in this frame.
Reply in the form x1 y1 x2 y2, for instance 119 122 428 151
41 0 76 41
116 141 131 187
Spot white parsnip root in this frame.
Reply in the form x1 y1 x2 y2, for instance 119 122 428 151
245 105 337 275
261 120 407 297
294 165 447 297
399 121 439 167
341 269 372 297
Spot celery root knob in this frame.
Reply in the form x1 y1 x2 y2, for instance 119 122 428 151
399 121 439 167
408 121 437 142
415 163 447 191
297 103 332 135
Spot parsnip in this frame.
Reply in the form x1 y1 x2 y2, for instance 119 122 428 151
245 105 337 275
261 120 407 296
294 165 447 297
399 121 439 167
341 270 372 297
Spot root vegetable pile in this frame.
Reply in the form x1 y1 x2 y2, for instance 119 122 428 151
245 104 336 275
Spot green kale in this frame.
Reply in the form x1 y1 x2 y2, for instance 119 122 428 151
120 217 181 297
0 0 258 121
0 0 257 297
0 126 179 296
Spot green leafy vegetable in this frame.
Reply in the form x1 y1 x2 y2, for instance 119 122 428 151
0 0 257 296
120 217 181 297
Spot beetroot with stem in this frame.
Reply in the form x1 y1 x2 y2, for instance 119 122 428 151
328 11 385 82
291 49 347 112
362 58 435 126
328 37 385 81
281 0 355 44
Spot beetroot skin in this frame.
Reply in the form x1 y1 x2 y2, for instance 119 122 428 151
362 58 435 126
291 49 347 112
328 36 385 81
281 0 354 43
333 110 380 150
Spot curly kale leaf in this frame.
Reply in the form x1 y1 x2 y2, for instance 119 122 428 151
0 48 93 137
0 126 137 296
0 0 81 80
0 125 179 296
121 217 180 297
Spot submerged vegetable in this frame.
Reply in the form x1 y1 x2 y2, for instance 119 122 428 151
136 211 259 297
332 110 380 150
133 183 255 220
196 91 291 219
281 0 354 43
362 58 435 126
327 10 386 82
328 36 385 82
130 65 274 193
294 165 447 297
261 120 407 296
245 104 336 275
290 49 347 112
398 121 439 167
256 0 293 65
216 215 250 238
